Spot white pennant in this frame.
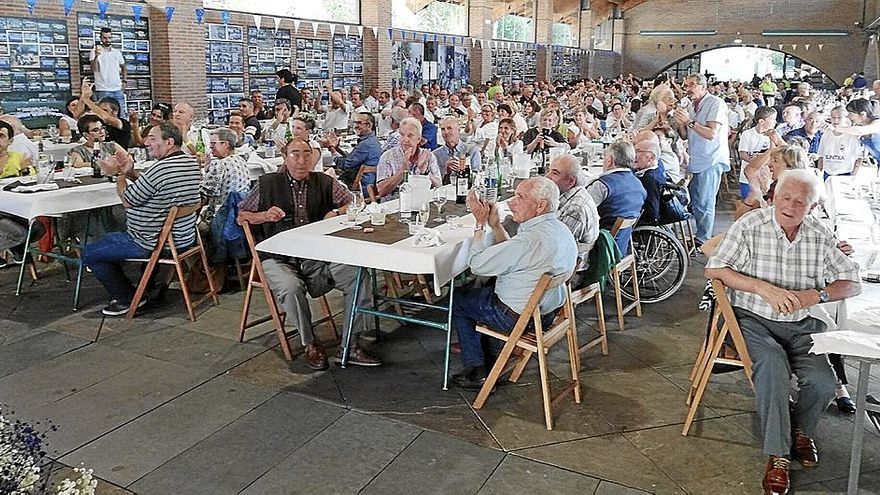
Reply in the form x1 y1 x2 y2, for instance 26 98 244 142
766 44 770 49
273 17 281 32
371 26 378 38
778 44 784 50
344 25 350 37
253 15 261 31
818 44 824 51
479 39 484 49
471 38 476 47
804 44 810 51
330 24 336 37
293 19 301 34
792 44 797 50
312 22 318 37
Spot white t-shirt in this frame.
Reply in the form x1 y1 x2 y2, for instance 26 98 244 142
322 103 351 131
744 102 758 118
10 133 38 161
737 127 771 183
473 121 499 157
89 46 125 91
818 131 863 176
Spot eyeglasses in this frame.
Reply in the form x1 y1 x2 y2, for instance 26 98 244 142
352 120 369 126
87 126 105 133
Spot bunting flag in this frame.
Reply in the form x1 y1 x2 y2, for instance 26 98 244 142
704 43 709 49
766 44 771 49
131 5 143 23
220 10 230 24
680 44 685 50
312 21 318 36
194 7 205 24
668 44 673 50
804 44 810 51
778 44 784 50
818 44 824 51
273 17 281 32
471 38 476 47
343 25 350 37
657 43 661 50
479 39 484 49
253 15 261 30
792 44 797 50
63 0 74 16
356 26 363 37
422 33 427 42
329 24 336 37
293 19 300 33
432 34 437 42
97 1 109 19
387 27 393 40
692 43 697 49
371 26 377 38
164 5 174 23
26 0 36 15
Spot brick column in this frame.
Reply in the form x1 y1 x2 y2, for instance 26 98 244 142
535 0 553 82
581 9 593 76
361 0 392 91
147 0 207 118
469 0 493 86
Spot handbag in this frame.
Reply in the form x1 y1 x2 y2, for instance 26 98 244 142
658 182 690 225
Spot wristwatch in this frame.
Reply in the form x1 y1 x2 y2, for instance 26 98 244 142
332 208 340 216
818 289 831 303
473 224 485 233
687 121 696 129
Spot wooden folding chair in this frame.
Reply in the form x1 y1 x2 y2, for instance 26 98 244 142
473 272 580 430
672 215 697 258
238 221 339 362
352 164 378 203
571 281 607 356
682 279 754 436
609 217 642 330
125 203 219 321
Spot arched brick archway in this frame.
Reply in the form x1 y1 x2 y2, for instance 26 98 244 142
652 46 840 86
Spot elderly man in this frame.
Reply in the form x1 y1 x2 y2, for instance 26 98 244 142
705 170 861 495
633 132 669 226
238 138 380 370
546 154 599 255
433 116 481 183
586 140 647 255
408 102 438 150
451 177 578 388
326 112 382 193
673 73 730 246
376 117 441 199
83 122 201 316
382 107 410 152
323 91 352 131
776 103 804 137
785 111 823 154
171 102 201 155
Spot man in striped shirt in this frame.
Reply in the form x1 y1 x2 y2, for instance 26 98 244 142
83 121 202 316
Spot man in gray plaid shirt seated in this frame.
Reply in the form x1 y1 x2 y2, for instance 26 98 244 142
705 169 861 495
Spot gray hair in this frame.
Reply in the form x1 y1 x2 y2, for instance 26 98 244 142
648 85 673 105
212 127 238 148
776 169 824 204
606 140 636 170
391 107 409 124
687 73 708 87
634 131 661 161
527 176 560 213
552 154 586 187
399 117 422 136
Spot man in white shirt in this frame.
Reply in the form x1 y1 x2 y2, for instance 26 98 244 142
363 87 380 113
89 27 127 117
322 91 352 131
817 106 863 180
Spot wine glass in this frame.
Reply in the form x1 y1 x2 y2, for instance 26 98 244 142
432 188 447 222
348 191 365 230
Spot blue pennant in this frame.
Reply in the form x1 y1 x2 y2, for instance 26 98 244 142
195 8 205 24
164 5 175 23
63 0 74 15
97 1 108 19
26 0 37 15
131 5 143 23
221 10 230 24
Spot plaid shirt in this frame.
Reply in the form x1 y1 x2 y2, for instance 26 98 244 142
557 186 600 248
706 207 859 321
239 171 351 227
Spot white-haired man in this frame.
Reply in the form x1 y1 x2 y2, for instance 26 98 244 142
706 170 861 495
376 117 441 199
545 154 599 255
452 177 578 388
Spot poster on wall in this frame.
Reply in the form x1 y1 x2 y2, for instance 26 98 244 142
0 16 71 128
77 13 152 114
247 26 290 97
331 35 363 91
295 38 330 90
392 41 470 90
436 45 469 91
206 23 244 124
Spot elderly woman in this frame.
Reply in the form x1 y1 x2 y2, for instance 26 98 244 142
0 120 40 267
201 127 251 226
523 109 566 155
567 106 601 149
633 84 676 131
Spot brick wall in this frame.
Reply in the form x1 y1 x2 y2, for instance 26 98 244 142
619 0 868 84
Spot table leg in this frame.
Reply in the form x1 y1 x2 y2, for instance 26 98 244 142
443 277 455 391
369 268 381 340
341 266 364 368
15 220 36 296
847 360 872 495
72 213 91 311
52 217 71 282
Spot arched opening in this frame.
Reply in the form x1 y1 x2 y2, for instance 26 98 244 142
657 46 837 88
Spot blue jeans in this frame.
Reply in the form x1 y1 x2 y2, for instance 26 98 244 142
453 286 556 369
687 163 724 243
95 89 127 117
823 171 851 182
82 231 150 304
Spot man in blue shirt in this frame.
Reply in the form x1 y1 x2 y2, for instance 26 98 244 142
433 116 481 183
408 102 438 150
325 112 381 195
452 177 578 389
784 111 822 154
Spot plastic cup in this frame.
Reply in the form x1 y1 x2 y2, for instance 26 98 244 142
264 146 276 158
370 211 387 226
408 217 424 235
445 215 460 228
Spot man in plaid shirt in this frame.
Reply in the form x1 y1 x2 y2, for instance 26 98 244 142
706 169 861 495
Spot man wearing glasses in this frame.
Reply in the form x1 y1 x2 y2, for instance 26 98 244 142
324 112 381 194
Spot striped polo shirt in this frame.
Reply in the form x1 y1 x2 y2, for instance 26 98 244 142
123 150 202 250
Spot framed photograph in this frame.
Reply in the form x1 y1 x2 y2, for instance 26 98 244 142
78 37 94 50
135 40 148 52
11 44 39 68
39 44 53 56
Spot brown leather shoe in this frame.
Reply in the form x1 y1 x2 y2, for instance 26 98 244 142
305 344 329 371
792 429 819 468
763 456 790 495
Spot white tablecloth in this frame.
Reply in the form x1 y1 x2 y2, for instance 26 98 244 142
256 200 476 295
40 141 78 162
0 179 119 219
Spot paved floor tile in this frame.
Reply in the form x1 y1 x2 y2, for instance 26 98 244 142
594 480 654 494
477 454 601 493
0 330 88 378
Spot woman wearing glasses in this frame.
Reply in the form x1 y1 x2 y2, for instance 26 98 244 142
67 114 124 170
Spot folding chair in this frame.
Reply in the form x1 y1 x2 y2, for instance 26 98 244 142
238 221 339 362
682 279 754 436
125 203 219 321
609 217 641 330
571 281 607 356
473 272 580 430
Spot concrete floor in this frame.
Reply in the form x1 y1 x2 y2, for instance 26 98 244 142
2 202 879 494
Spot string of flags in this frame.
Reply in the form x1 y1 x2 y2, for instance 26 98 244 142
655 42 826 52
34 0 589 53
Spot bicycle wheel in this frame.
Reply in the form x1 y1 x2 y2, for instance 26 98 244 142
620 226 688 303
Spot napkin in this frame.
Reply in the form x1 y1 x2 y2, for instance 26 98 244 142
12 182 60 193
412 228 444 247
248 152 277 173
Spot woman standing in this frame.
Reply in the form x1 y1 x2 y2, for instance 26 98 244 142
834 98 880 170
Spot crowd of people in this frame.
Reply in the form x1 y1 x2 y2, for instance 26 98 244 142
2 30 878 491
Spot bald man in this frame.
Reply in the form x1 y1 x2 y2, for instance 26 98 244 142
171 103 201 155
633 131 668 225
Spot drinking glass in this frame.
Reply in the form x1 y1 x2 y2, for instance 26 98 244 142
46 124 59 141
432 189 447 221
503 156 515 192
348 191 365 230
418 201 430 225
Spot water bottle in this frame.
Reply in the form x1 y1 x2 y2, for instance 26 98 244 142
484 157 498 204
398 170 413 223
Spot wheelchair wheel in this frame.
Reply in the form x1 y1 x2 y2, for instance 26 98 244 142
620 226 688 303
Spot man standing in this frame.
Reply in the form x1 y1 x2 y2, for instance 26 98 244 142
238 138 380 370
326 112 382 193
705 170 861 495
433 116 481 183
83 122 202 316
674 73 729 246
451 177 577 388
89 27 127 117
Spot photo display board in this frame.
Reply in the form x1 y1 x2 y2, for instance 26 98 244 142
77 13 152 114
295 37 330 91
491 46 537 85
206 23 245 124
390 42 469 91
332 35 363 90
0 16 71 128
550 48 583 82
247 26 291 96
